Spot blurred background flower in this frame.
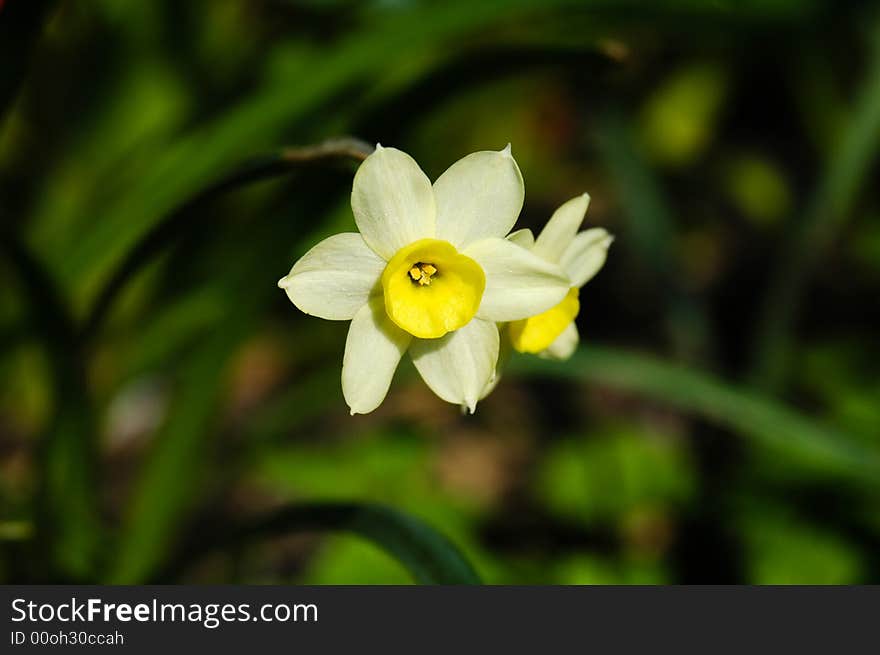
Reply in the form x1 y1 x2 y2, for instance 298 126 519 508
1 0 879 584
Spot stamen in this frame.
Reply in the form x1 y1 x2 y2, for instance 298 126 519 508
408 262 438 286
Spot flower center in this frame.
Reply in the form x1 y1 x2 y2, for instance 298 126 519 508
408 262 438 286
382 238 485 339
509 287 580 354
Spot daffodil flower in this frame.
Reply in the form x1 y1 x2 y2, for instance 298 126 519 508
278 145 570 414
505 193 613 360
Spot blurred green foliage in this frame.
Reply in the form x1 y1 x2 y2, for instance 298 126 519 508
2 0 880 584
534 427 694 525
722 153 792 226
638 64 728 168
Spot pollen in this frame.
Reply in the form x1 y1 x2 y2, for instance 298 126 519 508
408 262 438 286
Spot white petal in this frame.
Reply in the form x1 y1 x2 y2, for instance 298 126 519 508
560 228 613 287
433 145 525 247
533 193 590 263
507 228 535 248
541 322 579 360
351 146 436 259
342 298 411 415
410 318 499 413
278 233 384 320
464 237 570 322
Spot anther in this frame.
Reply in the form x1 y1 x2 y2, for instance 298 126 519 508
408 262 438 286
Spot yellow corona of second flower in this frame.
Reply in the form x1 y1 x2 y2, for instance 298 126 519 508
509 287 579 353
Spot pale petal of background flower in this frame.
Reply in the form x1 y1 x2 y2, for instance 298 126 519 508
532 192 590 263
559 228 614 287
506 228 535 248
